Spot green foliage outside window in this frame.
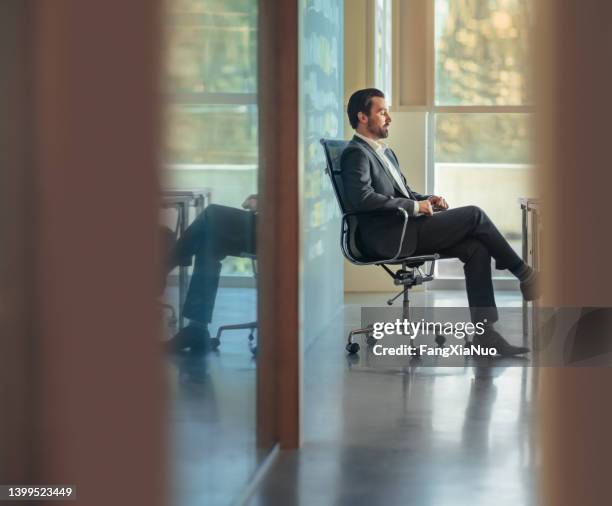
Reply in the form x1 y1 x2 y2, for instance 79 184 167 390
165 0 257 94
435 0 533 107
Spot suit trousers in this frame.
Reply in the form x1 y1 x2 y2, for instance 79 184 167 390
411 205 523 323
170 204 256 325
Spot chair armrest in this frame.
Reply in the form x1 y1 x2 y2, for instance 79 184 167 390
341 207 409 264
342 207 409 220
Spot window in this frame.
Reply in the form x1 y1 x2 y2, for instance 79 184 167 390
432 0 534 278
164 0 258 275
434 0 533 106
373 0 393 104
392 0 534 278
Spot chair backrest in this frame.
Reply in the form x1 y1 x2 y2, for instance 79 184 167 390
319 138 350 213
320 138 369 261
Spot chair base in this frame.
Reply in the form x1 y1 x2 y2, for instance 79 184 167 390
213 321 258 355
346 326 374 354
345 260 441 355
161 302 178 333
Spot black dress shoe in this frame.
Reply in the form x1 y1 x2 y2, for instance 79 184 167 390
165 325 210 355
520 271 540 301
473 328 530 357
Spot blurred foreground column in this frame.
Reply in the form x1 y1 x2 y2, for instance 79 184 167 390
538 1 612 505
0 1 165 505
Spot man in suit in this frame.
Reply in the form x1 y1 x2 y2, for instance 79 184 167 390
164 196 257 354
341 88 538 356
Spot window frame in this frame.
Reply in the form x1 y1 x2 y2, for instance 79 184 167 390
163 1 259 279
391 0 535 283
165 1 258 169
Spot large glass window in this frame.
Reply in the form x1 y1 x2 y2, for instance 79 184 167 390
165 0 257 95
435 0 533 106
166 104 258 165
164 0 258 276
432 0 534 278
435 113 534 277
162 2 262 504
373 0 393 104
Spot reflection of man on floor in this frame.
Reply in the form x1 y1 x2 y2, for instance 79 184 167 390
341 88 538 356
165 195 257 353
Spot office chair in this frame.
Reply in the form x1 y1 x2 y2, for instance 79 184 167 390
320 138 444 354
210 253 258 355
209 209 258 356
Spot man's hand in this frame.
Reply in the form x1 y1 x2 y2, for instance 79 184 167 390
418 199 434 216
428 195 449 210
241 194 258 211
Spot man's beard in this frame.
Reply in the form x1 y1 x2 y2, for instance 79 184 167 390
366 119 389 139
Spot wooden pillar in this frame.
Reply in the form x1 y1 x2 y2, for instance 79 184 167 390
0 0 38 483
0 1 165 504
537 1 612 505
257 0 301 449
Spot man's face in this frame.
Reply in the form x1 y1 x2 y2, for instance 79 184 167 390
363 96 391 139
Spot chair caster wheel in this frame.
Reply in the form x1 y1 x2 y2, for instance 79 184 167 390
366 335 377 346
210 337 220 350
346 342 360 354
435 334 446 347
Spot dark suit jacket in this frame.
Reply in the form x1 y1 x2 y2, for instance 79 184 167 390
340 135 429 259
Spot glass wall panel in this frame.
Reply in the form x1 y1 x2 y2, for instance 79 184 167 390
162 1 266 505
301 0 344 349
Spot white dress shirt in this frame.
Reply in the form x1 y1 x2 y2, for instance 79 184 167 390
355 132 420 216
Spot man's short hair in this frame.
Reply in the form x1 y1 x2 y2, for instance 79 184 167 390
347 88 385 129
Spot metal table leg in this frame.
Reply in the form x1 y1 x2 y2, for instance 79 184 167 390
178 202 188 330
522 205 528 342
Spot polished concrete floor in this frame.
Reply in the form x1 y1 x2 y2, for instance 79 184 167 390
165 287 539 506
248 290 539 506
164 286 261 506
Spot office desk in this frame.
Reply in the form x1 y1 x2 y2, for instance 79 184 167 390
161 188 211 329
519 197 542 340
520 198 542 270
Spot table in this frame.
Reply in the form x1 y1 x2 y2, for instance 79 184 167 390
161 188 211 329
519 197 542 341
519 198 542 270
